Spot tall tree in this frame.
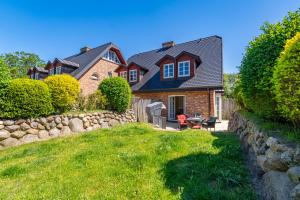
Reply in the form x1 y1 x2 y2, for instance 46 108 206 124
223 73 239 98
239 9 300 118
0 51 45 78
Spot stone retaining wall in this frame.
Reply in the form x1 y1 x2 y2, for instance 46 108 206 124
0 110 136 150
229 112 300 200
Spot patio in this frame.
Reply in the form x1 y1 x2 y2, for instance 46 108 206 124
162 120 229 132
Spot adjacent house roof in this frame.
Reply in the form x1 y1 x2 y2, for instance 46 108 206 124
55 58 79 68
128 35 223 92
65 42 126 79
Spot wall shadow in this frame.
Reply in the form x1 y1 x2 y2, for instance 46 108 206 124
161 133 256 200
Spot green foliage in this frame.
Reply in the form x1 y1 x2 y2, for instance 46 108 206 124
224 73 239 98
0 51 45 78
0 124 255 199
44 74 80 113
0 78 53 119
239 9 300 118
99 77 132 112
0 60 12 84
233 79 245 108
273 32 300 125
86 90 108 111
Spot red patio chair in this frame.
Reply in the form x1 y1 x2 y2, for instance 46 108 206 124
177 114 188 130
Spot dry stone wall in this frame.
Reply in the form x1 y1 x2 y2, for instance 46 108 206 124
229 112 300 200
0 110 136 150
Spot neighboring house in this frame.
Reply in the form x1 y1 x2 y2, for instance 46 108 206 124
28 43 127 96
116 36 223 120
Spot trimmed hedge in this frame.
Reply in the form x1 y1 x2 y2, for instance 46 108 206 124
273 33 300 124
0 78 53 119
99 77 131 112
239 9 300 118
45 74 80 113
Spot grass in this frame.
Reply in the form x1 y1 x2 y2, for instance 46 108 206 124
240 110 300 143
0 123 255 200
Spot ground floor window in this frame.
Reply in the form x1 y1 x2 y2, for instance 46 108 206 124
120 71 127 79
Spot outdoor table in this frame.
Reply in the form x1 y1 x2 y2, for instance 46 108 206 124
186 117 204 129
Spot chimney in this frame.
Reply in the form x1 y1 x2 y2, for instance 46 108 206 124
80 46 91 53
162 41 175 48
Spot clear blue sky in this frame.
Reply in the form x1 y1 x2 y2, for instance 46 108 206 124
0 0 298 73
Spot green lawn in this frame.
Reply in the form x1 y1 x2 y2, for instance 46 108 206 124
0 123 255 200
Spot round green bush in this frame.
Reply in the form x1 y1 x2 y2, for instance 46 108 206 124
99 77 131 112
44 74 80 113
1 78 53 119
273 33 300 124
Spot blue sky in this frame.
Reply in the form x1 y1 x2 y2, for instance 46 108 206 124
0 0 298 73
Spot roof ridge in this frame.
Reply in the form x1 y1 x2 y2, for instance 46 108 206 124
128 35 220 59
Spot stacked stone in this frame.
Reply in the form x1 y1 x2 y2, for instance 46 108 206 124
229 112 300 200
0 110 136 150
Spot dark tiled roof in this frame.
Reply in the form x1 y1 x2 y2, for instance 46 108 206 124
128 36 223 91
56 58 79 68
35 67 48 73
65 42 120 79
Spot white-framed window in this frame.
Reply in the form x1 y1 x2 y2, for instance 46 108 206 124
129 70 137 82
34 73 39 80
55 66 62 74
49 68 54 75
120 71 127 79
178 61 190 77
30 73 34 79
163 63 174 78
103 50 121 64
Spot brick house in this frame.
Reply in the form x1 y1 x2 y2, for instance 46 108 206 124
27 43 127 96
115 36 223 120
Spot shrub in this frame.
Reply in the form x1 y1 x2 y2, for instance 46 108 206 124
0 60 12 114
239 9 300 118
273 33 300 125
45 74 80 113
0 78 53 119
86 90 108 111
99 77 131 112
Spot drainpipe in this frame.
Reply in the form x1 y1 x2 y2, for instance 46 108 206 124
208 88 211 117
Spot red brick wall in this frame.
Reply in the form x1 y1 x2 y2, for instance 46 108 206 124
78 59 119 96
133 90 215 119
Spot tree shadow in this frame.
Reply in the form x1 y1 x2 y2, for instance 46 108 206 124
161 133 256 200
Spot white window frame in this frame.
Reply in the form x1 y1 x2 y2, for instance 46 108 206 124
30 73 34 79
49 68 54 75
163 63 174 79
129 69 137 82
55 66 62 74
103 50 121 64
34 73 39 80
120 71 127 79
168 95 186 121
178 61 190 77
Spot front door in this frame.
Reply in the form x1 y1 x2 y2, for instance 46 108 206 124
168 96 185 121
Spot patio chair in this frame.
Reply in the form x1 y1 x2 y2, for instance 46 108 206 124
177 114 188 130
202 117 217 132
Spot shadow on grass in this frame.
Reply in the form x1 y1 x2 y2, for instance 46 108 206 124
162 133 256 200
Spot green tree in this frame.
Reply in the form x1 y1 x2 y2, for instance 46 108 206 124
0 51 45 78
239 9 300 118
273 32 300 125
223 73 239 98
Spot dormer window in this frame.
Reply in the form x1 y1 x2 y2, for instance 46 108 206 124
49 68 54 75
34 73 39 80
163 63 174 79
103 50 120 64
178 61 190 77
55 66 62 74
129 70 137 82
120 71 127 79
